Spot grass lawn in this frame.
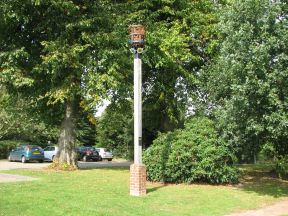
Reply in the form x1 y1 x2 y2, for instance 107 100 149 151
0 165 287 216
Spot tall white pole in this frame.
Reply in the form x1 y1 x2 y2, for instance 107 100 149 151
129 25 146 196
134 55 142 164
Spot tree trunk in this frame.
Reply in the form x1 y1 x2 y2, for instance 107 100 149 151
55 98 78 169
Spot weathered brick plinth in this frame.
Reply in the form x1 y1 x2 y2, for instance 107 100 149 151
130 164 146 196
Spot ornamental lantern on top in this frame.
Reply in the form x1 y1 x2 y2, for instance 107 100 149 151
129 25 145 54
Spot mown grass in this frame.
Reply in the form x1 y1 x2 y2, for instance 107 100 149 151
0 165 287 216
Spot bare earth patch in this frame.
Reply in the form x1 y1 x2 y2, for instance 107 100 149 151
226 199 288 216
226 165 288 216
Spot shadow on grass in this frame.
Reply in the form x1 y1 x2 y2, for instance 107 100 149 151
237 164 288 198
147 184 167 194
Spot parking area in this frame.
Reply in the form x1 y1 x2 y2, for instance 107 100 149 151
0 159 131 183
0 159 132 171
78 160 132 169
0 160 49 171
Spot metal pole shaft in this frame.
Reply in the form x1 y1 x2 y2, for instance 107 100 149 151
134 54 142 164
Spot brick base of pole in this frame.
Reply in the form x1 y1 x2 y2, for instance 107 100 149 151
130 164 146 196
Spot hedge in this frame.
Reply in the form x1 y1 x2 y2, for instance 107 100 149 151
143 117 239 184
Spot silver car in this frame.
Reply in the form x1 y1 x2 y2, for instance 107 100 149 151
95 148 113 161
43 146 59 161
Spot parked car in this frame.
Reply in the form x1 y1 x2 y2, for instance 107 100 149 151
76 146 101 162
8 144 44 163
43 145 59 161
95 148 113 161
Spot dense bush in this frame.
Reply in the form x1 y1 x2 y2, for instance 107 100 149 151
0 140 26 159
275 156 288 180
143 117 239 184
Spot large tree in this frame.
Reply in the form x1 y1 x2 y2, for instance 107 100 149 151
205 0 288 162
97 0 227 147
0 0 115 168
1 0 228 165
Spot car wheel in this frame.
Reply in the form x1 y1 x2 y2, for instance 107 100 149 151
99 156 102 161
83 155 87 162
21 156 27 163
52 155 55 161
108 159 112 161
39 160 43 163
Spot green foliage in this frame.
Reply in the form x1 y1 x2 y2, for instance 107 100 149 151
275 156 288 180
0 0 118 165
204 0 288 162
0 85 59 143
96 101 133 159
0 0 226 158
0 140 26 159
76 108 96 146
144 117 239 184
95 1 228 149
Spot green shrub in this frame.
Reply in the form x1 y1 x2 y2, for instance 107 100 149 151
143 117 239 184
275 156 288 180
0 140 27 159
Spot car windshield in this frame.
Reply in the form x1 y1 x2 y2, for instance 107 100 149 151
77 146 94 151
95 148 111 152
104 148 111 152
31 146 43 150
24 145 42 150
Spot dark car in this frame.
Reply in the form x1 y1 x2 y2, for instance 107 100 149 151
8 144 44 163
76 146 100 162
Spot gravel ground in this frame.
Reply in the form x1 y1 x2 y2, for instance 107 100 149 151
0 159 132 184
78 160 132 169
0 160 49 171
0 159 132 171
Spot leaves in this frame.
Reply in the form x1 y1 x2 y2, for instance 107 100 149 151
205 0 288 161
96 101 133 159
144 117 239 184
